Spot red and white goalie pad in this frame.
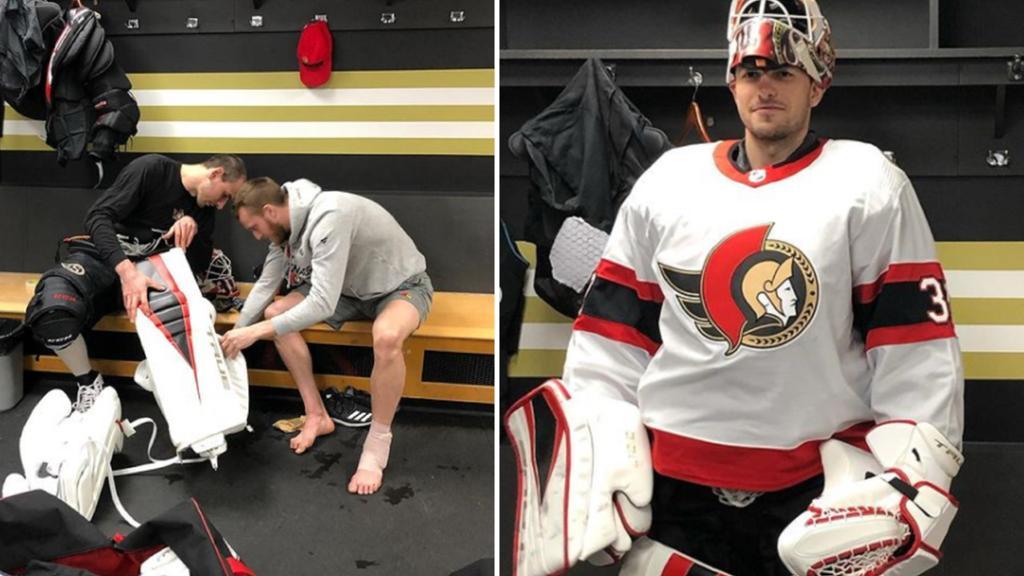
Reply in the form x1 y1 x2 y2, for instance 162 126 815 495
778 422 963 576
504 379 653 576
133 248 249 469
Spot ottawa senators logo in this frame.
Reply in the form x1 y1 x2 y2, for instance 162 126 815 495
659 224 818 356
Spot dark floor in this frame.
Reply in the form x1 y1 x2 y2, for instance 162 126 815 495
499 435 1024 575
1 376 495 575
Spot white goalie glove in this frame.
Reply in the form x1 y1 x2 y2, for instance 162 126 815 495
504 379 653 576
778 421 963 576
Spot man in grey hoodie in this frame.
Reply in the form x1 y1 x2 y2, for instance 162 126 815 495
220 177 432 495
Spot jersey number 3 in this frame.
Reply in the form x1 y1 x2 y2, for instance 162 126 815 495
919 277 950 323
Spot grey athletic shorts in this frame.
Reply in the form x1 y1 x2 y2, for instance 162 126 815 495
292 272 433 330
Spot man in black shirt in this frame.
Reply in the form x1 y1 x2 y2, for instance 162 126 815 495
25 154 247 411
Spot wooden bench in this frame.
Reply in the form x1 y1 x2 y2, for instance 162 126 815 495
0 273 494 404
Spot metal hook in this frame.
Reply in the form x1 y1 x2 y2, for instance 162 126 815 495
313 14 328 22
688 66 703 103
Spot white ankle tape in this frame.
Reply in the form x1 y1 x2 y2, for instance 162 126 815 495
357 429 393 472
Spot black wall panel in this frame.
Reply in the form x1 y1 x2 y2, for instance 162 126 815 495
95 0 493 36
939 0 1024 48
502 0 931 50
0 186 493 293
107 28 494 72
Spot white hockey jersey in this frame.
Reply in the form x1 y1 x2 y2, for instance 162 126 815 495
563 139 964 492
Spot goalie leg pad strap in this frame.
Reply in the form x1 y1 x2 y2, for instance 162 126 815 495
620 537 733 576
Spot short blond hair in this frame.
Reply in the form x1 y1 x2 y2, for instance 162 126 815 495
233 176 286 215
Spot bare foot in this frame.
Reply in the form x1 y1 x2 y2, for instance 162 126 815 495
290 414 335 454
348 468 383 495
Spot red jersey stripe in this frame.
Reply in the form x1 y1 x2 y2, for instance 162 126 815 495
865 321 957 350
596 259 665 303
650 422 873 492
574 314 662 356
854 262 946 304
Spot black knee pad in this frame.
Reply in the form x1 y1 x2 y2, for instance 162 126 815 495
26 307 82 350
25 245 117 350
25 274 88 350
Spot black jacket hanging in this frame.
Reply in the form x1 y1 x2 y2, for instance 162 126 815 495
508 57 672 318
44 6 139 165
0 0 47 107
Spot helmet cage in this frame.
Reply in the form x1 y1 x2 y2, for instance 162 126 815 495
726 0 835 88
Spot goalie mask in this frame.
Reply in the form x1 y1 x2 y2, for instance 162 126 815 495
199 248 241 312
726 0 835 88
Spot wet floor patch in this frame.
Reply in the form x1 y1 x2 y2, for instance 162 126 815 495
383 483 414 505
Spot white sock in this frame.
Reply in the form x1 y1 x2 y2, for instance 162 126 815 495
54 336 92 377
356 421 393 472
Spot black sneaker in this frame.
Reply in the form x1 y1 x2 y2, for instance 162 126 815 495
324 386 373 427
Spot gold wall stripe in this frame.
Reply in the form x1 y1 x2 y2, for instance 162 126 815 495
515 241 537 262
127 69 494 90
5 105 494 123
0 135 494 156
950 299 1024 325
507 349 568 378
508 349 1024 381
961 352 1024 380
522 299 573 323
936 242 1024 270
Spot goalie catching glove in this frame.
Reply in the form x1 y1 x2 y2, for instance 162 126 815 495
504 379 653 575
778 421 963 576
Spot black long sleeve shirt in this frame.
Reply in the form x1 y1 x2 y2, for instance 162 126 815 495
83 154 215 274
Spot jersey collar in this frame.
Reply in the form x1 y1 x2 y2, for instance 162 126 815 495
713 135 826 188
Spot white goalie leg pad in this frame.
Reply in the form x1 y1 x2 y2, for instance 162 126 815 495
620 537 733 576
133 248 249 468
57 386 125 520
504 379 653 576
1 387 124 521
778 423 963 576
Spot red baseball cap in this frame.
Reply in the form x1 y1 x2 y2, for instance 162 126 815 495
297 20 332 88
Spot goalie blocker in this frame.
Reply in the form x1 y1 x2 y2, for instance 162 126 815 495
504 379 653 576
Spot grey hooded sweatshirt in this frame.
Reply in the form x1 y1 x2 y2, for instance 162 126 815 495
236 179 426 334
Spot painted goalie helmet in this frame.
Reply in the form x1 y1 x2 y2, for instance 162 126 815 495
726 0 836 89
199 248 241 312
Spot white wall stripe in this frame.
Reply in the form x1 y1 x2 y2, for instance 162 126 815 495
130 88 494 107
519 323 573 350
3 120 494 140
956 325 1024 353
3 120 44 138
945 271 1024 299
524 268 537 297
